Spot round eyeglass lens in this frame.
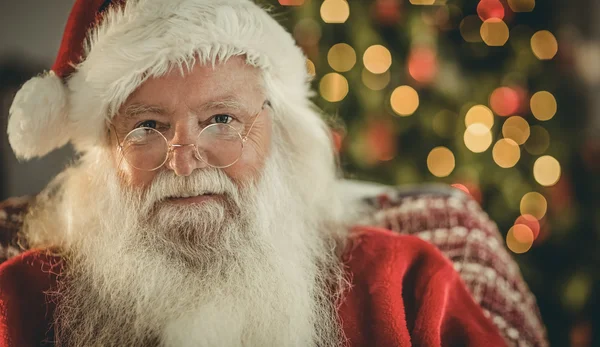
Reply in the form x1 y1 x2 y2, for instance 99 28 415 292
122 127 169 171
196 123 244 168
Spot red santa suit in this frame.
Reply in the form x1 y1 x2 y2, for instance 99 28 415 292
0 226 506 346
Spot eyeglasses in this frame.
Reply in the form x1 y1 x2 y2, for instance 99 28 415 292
111 101 269 171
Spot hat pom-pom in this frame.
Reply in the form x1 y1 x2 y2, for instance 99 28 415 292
8 71 71 160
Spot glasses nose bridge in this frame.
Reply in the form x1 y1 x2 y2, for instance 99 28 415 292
168 142 202 160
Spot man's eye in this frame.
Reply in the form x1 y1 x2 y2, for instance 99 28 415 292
212 114 233 124
136 120 157 129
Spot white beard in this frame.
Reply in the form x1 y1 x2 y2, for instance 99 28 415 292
22 143 350 347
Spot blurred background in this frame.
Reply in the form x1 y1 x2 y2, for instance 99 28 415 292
0 0 598 346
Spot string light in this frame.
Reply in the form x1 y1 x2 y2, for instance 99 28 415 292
390 86 419 116
502 116 530 145
490 87 520 116
481 18 510 46
320 0 350 24
533 155 561 187
493 138 521 168
327 43 356 72
409 0 435 5
515 214 540 240
460 15 483 43
427 147 456 178
363 45 392 74
465 105 494 130
520 192 547 220
319 73 349 102
306 59 316 76
530 91 557 121
464 123 493 153
531 30 558 60
506 224 534 254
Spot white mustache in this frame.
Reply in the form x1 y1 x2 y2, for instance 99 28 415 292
143 169 240 205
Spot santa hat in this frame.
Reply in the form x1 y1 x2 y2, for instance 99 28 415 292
8 0 311 160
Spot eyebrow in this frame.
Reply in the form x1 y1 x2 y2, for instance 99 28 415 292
197 96 246 112
121 103 170 121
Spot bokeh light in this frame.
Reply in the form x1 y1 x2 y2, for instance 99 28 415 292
530 91 557 121
490 87 520 116
493 138 521 168
320 0 350 24
464 123 493 153
293 18 322 46
427 147 456 177
460 15 483 43
362 69 390 91
319 73 349 102
477 0 505 21
306 59 316 76
390 86 420 116
451 183 470 195
409 0 435 5
520 192 547 220
525 125 550 155
278 0 305 5
363 45 393 74
327 43 357 72
502 116 530 145
515 214 541 240
408 46 438 84
480 18 510 46
506 224 534 254
531 30 558 60
534 155 561 187
507 0 535 12
465 105 494 130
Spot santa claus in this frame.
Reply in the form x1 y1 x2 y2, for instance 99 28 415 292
0 0 508 346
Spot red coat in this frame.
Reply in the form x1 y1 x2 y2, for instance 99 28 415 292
0 226 506 346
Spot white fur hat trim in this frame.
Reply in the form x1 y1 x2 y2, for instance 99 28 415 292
8 71 71 160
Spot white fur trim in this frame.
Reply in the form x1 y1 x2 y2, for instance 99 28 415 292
8 71 71 159
65 0 312 152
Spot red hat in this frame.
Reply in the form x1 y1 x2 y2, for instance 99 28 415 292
7 0 310 160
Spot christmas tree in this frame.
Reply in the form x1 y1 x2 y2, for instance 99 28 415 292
268 0 599 345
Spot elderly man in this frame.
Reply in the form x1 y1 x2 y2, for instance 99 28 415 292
0 0 510 346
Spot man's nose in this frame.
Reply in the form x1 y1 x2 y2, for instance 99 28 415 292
165 127 207 176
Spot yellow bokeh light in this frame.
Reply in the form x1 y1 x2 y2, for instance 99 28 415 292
533 155 561 187
464 123 493 153
320 0 350 24
327 43 356 72
531 30 558 60
530 91 557 121
493 138 521 168
525 125 550 155
319 73 349 102
480 18 510 47
520 192 547 220
506 224 534 254
390 86 420 116
363 45 393 74
362 69 390 91
427 147 456 178
460 15 483 43
502 116 530 145
465 105 494 130
306 59 316 76
508 0 535 12
410 0 435 5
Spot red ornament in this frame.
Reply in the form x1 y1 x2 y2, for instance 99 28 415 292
408 46 438 84
278 0 305 6
366 121 397 162
477 0 505 21
489 86 521 116
372 0 402 26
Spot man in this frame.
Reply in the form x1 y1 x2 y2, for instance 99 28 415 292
0 0 508 346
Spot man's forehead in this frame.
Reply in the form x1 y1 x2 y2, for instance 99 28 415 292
118 95 249 120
